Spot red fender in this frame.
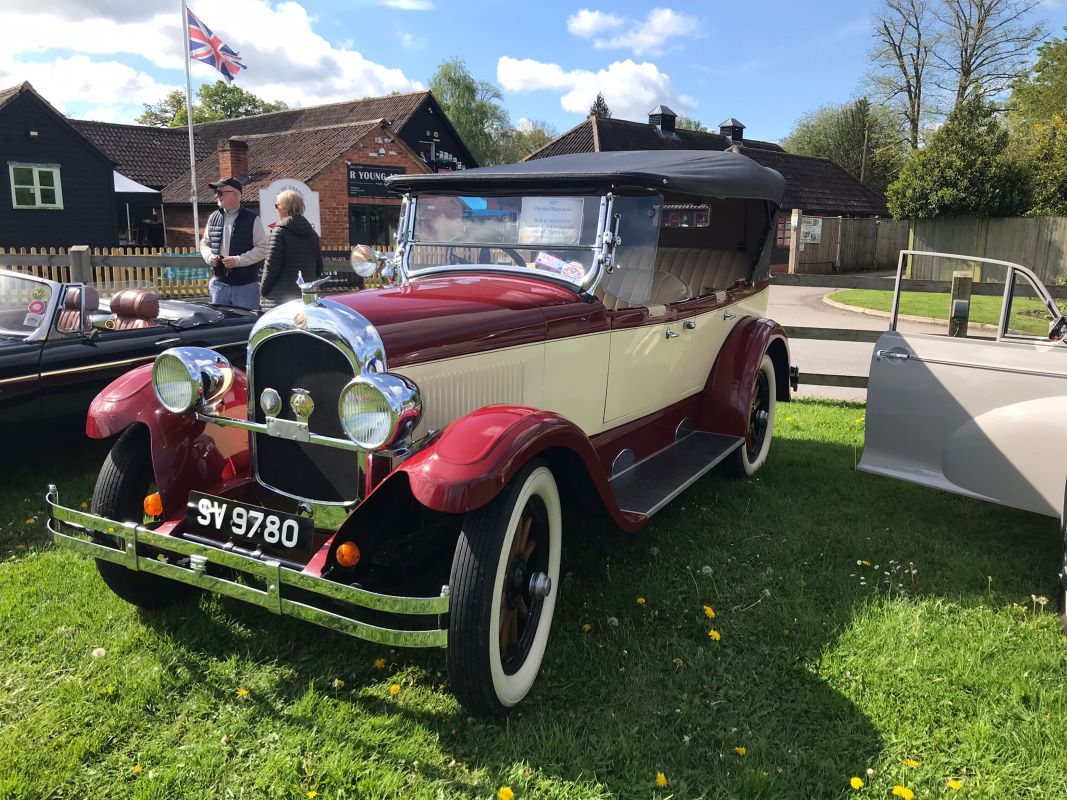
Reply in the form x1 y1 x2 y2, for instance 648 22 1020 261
396 405 646 531
700 317 790 438
85 364 252 520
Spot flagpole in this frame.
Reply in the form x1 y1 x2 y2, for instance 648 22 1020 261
180 0 200 248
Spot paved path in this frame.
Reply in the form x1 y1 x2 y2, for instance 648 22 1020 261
766 283 945 403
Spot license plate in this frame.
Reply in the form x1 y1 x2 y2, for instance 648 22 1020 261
186 492 314 553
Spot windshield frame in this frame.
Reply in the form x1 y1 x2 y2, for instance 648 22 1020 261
0 271 63 342
397 192 617 297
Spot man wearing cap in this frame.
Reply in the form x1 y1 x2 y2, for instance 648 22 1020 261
200 176 268 310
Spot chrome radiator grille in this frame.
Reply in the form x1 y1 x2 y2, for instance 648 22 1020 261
251 331 361 503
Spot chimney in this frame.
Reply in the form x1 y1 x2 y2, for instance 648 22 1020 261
718 118 745 144
218 137 249 179
648 105 677 134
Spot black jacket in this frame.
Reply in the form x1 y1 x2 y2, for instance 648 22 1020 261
260 215 323 306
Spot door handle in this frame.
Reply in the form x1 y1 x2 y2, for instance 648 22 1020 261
683 320 697 330
875 349 910 361
155 337 182 347
723 311 735 320
665 328 680 339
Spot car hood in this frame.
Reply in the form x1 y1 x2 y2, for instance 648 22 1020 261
329 273 581 367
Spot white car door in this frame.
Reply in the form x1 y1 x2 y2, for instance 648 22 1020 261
861 253 1067 520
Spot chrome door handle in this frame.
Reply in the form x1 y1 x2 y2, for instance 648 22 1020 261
665 328 680 339
683 320 697 330
875 349 910 361
155 337 182 347
723 311 735 320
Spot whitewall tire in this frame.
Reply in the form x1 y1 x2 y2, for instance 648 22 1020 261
729 353 776 478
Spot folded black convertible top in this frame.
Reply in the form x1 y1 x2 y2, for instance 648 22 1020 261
386 149 786 204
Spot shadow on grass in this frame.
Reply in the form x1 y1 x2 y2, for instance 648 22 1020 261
17 400 1061 798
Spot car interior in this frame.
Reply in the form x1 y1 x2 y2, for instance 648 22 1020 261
58 287 227 334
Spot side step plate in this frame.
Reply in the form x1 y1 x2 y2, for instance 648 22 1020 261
609 432 743 517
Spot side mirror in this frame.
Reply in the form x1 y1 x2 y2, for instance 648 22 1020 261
1049 316 1067 342
351 244 384 278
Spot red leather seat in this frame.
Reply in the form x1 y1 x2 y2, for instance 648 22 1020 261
108 289 160 330
57 285 100 333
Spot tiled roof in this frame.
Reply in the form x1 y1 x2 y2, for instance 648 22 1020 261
161 120 385 204
193 91 430 142
0 82 29 110
527 116 888 217
73 120 203 189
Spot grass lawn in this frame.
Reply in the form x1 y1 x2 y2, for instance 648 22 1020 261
828 289 1062 336
2 401 1066 799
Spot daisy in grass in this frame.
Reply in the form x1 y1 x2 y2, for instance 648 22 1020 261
655 772 668 787
849 776 863 790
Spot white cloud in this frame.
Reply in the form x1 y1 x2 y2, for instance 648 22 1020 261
567 9 625 38
498 56 695 122
0 0 423 122
380 0 434 9
569 7 702 56
398 31 424 50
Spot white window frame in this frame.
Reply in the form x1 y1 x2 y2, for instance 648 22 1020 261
8 163 64 210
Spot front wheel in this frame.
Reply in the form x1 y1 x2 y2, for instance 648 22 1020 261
447 458 562 715
92 426 196 610
727 353 776 478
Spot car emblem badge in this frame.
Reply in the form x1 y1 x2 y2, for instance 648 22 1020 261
294 311 307 329
290 388 314 420
260 388 282 418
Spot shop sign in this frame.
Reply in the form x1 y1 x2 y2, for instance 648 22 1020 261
259 179 322 234
348 163 406 198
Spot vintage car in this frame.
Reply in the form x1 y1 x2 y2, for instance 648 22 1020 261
1 270 256 433
47 150 794 714
861 250 1067 626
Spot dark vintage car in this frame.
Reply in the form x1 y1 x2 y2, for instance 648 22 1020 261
48 150 794 714
0 271 256 433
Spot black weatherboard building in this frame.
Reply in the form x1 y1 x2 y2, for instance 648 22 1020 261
0 83 117 249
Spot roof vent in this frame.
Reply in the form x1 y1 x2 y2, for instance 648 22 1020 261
649 105 677 134
719 118 745 144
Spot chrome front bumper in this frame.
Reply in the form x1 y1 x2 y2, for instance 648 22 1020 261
45 486 449 648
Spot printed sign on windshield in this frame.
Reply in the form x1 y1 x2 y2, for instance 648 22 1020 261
518 197 585 246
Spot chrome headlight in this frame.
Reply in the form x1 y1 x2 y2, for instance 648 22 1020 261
338 373 421 450
152 347 234 413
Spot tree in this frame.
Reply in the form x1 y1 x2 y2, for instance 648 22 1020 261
497 120 558 164
1011 31 1067 125
887 93 1029 217
935 0 1047 108
871 0 937 149
676 115 708 132
137 81 287 127
589 93 612 119
783 98 906 194
1026 115 1067 215
429 58 511 165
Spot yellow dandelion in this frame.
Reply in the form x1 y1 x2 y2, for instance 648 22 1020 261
850 776 863 790
636 596 646 605
703 605 716 619
373 658 386 669
581 623 592 633
24 518 33 525
498 787 515 800
860 560 871 566
708 629 721 641
389 684 400 696
854 418 863 425
236 687 249 698
133 764 142 775
785 416 793 422
333 678 345 688
672 657 684 666
947 779 962 790
307 792 317 798
80 501 88 510
107 527 115 534
655 771 668 788
904 758 920 768
734 746 747 757
892 786 914 800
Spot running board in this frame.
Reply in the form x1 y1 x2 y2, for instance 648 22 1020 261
609 432 743 517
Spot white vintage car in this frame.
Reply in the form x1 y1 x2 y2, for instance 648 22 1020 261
48 150 794 714
862 250 1067 627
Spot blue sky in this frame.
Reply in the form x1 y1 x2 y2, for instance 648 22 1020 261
2 0 1064 142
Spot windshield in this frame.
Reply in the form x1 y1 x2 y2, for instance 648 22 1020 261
407 194 604 285
0 273 53 338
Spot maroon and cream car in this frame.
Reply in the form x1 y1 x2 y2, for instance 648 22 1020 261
47 150 793 714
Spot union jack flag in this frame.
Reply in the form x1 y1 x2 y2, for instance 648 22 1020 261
187 8 246 82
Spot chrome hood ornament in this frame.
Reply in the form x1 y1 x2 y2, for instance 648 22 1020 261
296 271 331 305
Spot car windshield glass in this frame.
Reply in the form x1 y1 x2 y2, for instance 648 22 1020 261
408 194 603 285
0 273 52 338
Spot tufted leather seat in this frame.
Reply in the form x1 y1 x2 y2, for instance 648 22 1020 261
107 289 160 330
654 248 753 298
596 269 688 311
57 285 100 333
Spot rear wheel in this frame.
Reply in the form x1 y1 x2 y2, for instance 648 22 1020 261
92 426 195 610
728 354 776 478
446 459 562 715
